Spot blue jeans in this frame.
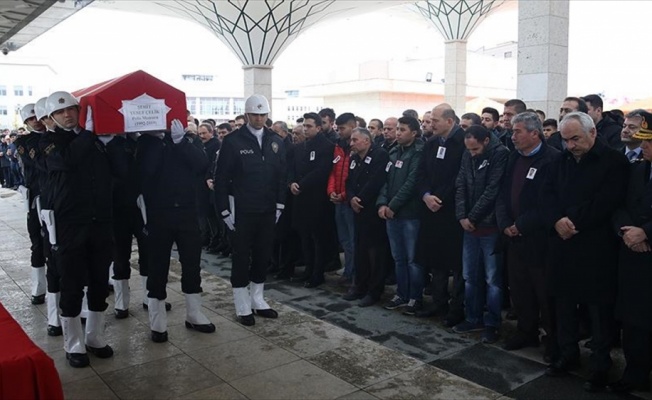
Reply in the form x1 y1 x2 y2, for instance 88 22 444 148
386 218 424 301
335 203 355 279
462 231 503 327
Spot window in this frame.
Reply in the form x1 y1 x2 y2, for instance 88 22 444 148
285 90 299 98
27 86 32 96
199 97 229 116
504 51 512 58
182 74 213 82
14 85 23 96
0 106 7 116
186 97 197 115
0 86 6 96
233 98 245 115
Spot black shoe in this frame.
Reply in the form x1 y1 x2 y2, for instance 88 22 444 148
143 302 172 311
505 309 518 320
607 380 651 394
358 295 377 308
237 314 255 326
253 308 278 319
274 271 293 280
114 309 129 319
86 344 114 359
545 357 580 377
342 290 365 301
151 330 168 343
304 279 324 288
47 325 62 336
403 300 423 316
290 274 310 283
583 372 608 392
185 321 216 333
66 352 90 368
415 304 448 318
443 313 464 328
503 332 539 351
31 294 45 305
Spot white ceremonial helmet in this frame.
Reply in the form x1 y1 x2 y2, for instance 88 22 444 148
34 97 48 121
45 91 79 117
20 103 37 123
244 94 270 114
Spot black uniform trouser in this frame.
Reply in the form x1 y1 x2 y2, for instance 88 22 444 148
425 230 464 317
556 297 614 373
112 206 148 279
299 225 329 282
27 205 45 267
57 222 112 317
231 211 275 288
621 323 652 385
353 223 390 300
147 208 202 300
507 245 551 337
43 226 60 293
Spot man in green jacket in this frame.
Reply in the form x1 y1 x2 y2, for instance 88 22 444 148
377 116 425 315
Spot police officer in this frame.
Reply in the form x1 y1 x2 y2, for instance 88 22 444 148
213 94 287 326
137 120 215 342
42 91 121 368
15 104 47 307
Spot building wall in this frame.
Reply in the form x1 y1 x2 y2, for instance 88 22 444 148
0 62 57 129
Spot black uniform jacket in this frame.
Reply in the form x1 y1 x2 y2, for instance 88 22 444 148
40 128 124 224
289 132 334 228
613 160 652 329
213 125 286 215
541 139 629 304
137 132 207 211
15 131 46 202
345 145 389 235
495 143 560 263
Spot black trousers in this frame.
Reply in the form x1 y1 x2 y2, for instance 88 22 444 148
299 224 329 282
621 323 652 385
231 211 275 288
507 245 551 336
41 222 61 293
2 167 12 187
556 297 614 373
146 208 202 300
354 216 390 299
112 206 148 279
426 233 464 317
57 222 112 317
27 205 45 267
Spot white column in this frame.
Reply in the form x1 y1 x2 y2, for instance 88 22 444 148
444 40 467 114
243 65 273 107
517 0 569 118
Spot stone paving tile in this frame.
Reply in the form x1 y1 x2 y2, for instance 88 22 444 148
429 343 545 394
336 390 380 400
307 339 423 388
504 373 642 400
186 335 300 383
89 314 184 375
179 383 247 400
101 354 223 399
62 375 119 400
256 318 367 358
167 314 256 353
364 364 500 400
230 359 358 400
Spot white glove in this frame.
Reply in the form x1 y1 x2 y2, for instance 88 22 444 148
221 210 235 231
171 119 185 144
275 203 284 224
98 134 115 145
85 106 94 132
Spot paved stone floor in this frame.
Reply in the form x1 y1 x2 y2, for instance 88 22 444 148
0 187 650 399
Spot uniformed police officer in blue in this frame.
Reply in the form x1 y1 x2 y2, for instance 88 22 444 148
214 94 287 326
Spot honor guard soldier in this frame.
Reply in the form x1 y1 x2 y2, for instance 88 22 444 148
16 104 47 306
137 120 215 342
33 97 63 335
214 94 287 326
42 91 122 368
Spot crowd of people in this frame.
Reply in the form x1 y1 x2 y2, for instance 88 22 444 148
8 90 652 395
